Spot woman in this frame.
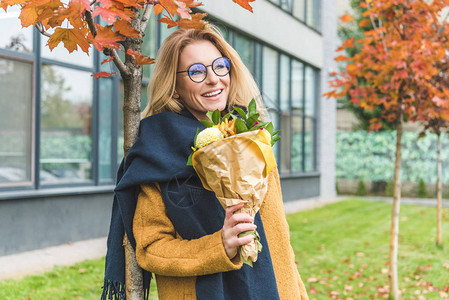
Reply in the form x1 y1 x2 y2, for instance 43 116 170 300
102 25 308 300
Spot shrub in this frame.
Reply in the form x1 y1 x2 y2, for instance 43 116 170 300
417 178 428 198
386 180 394 197
356 179 367 196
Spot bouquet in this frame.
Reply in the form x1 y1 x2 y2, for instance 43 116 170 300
187 99 280 267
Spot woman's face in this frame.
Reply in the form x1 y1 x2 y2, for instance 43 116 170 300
175 40 230 121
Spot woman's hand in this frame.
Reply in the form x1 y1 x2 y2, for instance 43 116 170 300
222 203 257 260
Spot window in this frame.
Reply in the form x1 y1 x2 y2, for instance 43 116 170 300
0 58 33 186
291 60 304 173
262 46 279 160
234 32 254 74
99 78 113 181
0 7 33 53
40 64 94 184
279 54 291 173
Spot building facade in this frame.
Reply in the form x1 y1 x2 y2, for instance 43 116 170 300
0 0 337 255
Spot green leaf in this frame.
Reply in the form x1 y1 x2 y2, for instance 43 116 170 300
271 135 281 146
233 106 247 121
186 152 193 166
206 111 214 122
234 118 248 133
199 120 214 128
246 113 260 129
193 128 201 145
252 121 269 130
265 122 274 135
272 130 280 136
222 109 234 121
248 98 256 116
211 109 221 125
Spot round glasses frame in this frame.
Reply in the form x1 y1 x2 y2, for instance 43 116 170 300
176 57 231 83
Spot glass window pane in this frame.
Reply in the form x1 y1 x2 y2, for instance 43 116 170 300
262 47 278 109
280 0 292 11
291 114 303 173
40 65 93 183
304 117 315 171
305 66 316 116
118 82 124 164
280 113 291 173
280 54 290 112
159 18 178 43
0 58 33 185
267 108 279 163
0 6 33 53
292 60 303 111
99 78 113 181
293 0 305 21
41 34 93 68
306 0 320 28
234 32 254 73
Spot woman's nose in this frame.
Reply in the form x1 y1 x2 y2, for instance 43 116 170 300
205 67 219 84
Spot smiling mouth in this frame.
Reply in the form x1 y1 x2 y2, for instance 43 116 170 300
202 89 222 97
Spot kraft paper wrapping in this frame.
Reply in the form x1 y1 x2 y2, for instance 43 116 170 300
192 130 276 264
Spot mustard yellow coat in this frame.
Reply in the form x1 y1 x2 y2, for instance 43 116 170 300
133 169 309 299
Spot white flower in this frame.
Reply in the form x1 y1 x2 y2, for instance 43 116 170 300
195 127 224 149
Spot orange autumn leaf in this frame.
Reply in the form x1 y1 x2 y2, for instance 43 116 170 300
47 27 90 53
114 19 140 37
90 24 125 51
359 18 371 27
92 71 117 78
340 14 353 23
158 15 178 28
1 0 29 11
126 49 155 65
177 12 207 29
153 3 164 15
101 56 114 65
232 0 254 12
159 0 178 16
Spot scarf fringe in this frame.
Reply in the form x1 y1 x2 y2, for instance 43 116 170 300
101 279 151 300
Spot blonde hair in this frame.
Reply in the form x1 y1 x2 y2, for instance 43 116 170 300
141 24 264 119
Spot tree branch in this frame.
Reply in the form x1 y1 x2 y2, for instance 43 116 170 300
432 10 449 43
367 3 388 54
85 10 97 37
35 23 52 38
111 49 129 76
140 3 154 34
85 9 129 76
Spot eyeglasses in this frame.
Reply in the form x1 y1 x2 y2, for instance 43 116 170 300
177 57 231 83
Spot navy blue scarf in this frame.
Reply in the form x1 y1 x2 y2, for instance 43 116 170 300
101 110 279 300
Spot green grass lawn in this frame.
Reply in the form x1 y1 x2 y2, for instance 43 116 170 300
288 199 449 299
1 199 448 299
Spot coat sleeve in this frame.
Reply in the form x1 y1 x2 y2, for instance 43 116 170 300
133 183 243 277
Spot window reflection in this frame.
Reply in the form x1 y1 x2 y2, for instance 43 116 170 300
291 114 303 172
40 65 93 183
0 58 33 185
234 32 254 73
99 78 113 181
305 66 316 116
41 35 93 68
0 7 33 53
262 47 278 108
280 55 290 112
304 117 315 171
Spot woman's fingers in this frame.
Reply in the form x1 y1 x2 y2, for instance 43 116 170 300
222 204 257 259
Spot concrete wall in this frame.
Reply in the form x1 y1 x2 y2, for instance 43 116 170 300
0 189 113 256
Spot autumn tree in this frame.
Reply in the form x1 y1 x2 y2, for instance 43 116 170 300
418 59 449 247
0 0 255 298
325 1 449 299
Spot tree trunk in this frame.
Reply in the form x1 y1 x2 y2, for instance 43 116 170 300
437 133 442 247
389 116 402 300
121 7 145 300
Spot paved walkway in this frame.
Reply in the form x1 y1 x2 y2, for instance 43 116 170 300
1 195 446 281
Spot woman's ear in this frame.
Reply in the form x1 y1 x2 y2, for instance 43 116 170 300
173 90 180 100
